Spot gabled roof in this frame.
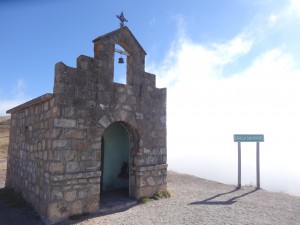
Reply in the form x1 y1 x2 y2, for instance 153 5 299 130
93 26 147 55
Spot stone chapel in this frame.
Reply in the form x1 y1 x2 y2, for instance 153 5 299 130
6 26 167 224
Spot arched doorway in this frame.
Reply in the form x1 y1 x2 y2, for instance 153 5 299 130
101 122 130 194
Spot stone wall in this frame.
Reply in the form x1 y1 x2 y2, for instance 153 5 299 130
6 26 167 224
6 95 55 217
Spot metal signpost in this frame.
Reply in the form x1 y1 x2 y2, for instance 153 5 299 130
234 134 264 189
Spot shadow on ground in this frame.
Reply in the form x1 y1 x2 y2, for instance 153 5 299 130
57 203 138 225
0 187 44 225
57 189 138 225
0 187 138 225
189 188 259 205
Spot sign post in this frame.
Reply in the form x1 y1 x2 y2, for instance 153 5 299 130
234 134 264 189
256 142 260 188
238 142 241 188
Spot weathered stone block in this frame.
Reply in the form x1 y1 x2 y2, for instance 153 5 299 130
50 162 64 174
84 195 99 212
54 118 76 128
136 178 146 187
135 112 143 120
66 162 80 173
99 115 110 128
80 161 100 171
51 189 63 201
146 176 156 186
50 129 62 138
159 147 167 155
122 104 132 111
71 200 83 215
73 139 88 151
78 178 87 184
90 184 100 195
64 129 85 139
65 150 78 161
62 107 75 117
160 116 166 123
52 139 68 148
91 142 101 149
65 190 77 201
66 180 78 185
48 202 69 224
88 177 100 183
138 186 155 198
43 102 49 111
78 189 89 199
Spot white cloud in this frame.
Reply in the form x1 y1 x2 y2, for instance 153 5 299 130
0 99 25 115
269 14 278 25
13 79 27 99
266 0 300 28
289 0 300 16
153 33 253 88
213 35 253 63
149 15 300 196
0 78 30 116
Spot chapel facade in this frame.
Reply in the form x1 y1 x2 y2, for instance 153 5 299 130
6 26 167 224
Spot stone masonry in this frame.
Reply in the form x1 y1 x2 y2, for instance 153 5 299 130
6 26 167 224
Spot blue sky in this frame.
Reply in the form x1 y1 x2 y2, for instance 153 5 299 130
1 0 300 196
0 0 297 105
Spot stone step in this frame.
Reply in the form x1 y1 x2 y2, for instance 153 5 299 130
99 199 138 214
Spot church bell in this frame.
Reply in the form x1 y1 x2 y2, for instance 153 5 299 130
118 57 124 64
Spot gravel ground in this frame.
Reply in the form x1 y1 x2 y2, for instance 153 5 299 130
0 170 299 224
56 171 300 225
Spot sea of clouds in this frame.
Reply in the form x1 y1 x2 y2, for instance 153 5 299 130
150 4 300 196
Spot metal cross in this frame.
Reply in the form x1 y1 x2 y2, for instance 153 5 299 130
116 11 128 27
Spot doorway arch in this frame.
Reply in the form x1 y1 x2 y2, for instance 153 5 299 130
101 122 130 193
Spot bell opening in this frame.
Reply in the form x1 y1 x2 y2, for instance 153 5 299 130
114 44 126 84
118 57 124 64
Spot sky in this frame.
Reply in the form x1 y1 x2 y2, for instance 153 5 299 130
1 0 300 196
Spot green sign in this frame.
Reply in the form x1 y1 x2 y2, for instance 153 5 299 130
234 134 264 142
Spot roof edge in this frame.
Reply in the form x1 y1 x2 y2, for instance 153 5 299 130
6 93 54 114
